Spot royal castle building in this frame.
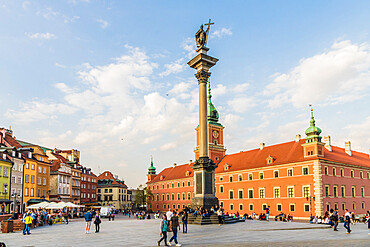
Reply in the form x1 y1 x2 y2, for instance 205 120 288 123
147 83 370 219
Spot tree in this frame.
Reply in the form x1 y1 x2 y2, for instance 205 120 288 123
134 184 154 210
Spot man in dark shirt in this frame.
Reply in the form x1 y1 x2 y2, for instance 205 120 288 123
84 210 93 234
169 211 181 246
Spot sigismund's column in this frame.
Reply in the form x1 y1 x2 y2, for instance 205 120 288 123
188 20 219 210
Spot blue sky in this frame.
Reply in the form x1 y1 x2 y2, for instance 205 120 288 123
1 0 370 188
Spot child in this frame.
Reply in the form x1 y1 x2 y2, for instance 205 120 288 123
23 213 33 235
158 215 169 246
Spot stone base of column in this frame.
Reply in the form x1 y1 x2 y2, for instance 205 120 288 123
191 196 218 210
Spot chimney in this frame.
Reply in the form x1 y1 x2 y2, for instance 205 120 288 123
295 134 301 142
173 163 177 167
260 143 265 150
324 136 332 151
345 141 352 156
189 160 192 165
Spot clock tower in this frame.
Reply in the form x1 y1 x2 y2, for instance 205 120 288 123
194 81 226 163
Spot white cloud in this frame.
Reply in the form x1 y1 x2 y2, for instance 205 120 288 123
265 40 370 108
227 96 256 113
160 141 178 151
344 116 370 151
36 7 58 20
159 58 185 77
55 62 67 68
54 83 74 93
27 32 56 39
210 28 232 39
5 100 76 124
97 19 109 29
22 1 30 10
63 15 80 23
182 37 196 59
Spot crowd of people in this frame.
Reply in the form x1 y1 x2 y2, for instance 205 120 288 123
311 209 370 234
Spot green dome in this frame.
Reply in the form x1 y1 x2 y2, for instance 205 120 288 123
148 156 156 175
305 109 322 143
207 80 219 123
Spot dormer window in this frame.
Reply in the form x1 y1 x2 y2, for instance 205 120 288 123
224 163 231 171
185 171 190 176
266 155 276 165
28 153 32 159
160 175 164 180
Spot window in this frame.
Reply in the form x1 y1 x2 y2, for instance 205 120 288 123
182 193 185 200
249 204 253 211
259 172 264 179
167 184 169 189
274 188 280 198
43 168 46 174
238 174 242 181
182 182 184 187
248 189 254 199
219 177 223 181
259 188 265 199
277 204 282 212
352 203 356 210
187 181 190 186
31 175 35 184
325 185 329 197
303 186 310 198
38 167 42 173
26 163 29 169
18 177 22 184
11 176 15 184
220 201 224 208
30 188 34 197
3 167 8 177
333 168 336 176
109 189 112 193
303 167 309 175
341 186 345 198
324 166 328 175
239 204 243 211
25 188 29 196
171 183 174 188
38 177 41 185
166 194 169 200
177 193 180 200
229 190 234 199
304 204 310 212
340 169 344 177
171 193 175 200
220 185 224 193
362 202 365 209
177 182 180 187
333 186 338 198
230 204 234 211
37 189 40 197
288 187 294 198
352 186 355 197
342 203 345 211
274 170 279 178
238 190 243 199
351 170 354 178
248 174 253 180
361 187 365 197
229 176 233 182
162 194 165 201
289 204 295 212
187 192 191 200
360 171 363 179
287 169 293 177
31 164 35 170
334 203 338 210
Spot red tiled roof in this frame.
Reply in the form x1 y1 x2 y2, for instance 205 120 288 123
98 171 126 186
52 153 69 163
50 160 61 172
3 134 22 148
149 163 194 183
149 139 370 183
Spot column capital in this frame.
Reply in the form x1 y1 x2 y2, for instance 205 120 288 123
195 71 211 85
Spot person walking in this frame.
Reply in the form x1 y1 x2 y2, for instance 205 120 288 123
94 211 101 233
168 211 181 246
23 212 33 235
366 210 370 235
84 210 93 234
182 210 188 234
166 208 173 223
158 215 169 246
217 208 223 226
343 209 351 234
332 209 339 231
266 206 270 221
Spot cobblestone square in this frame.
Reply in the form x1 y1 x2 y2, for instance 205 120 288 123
1 215 369 247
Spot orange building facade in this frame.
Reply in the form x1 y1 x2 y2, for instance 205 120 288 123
147 85 370 219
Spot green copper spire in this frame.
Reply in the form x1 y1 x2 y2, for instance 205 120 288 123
207 79 219 123
305 107 322 143
148 155 156 175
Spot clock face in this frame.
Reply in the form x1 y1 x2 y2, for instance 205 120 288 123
212 130 219 138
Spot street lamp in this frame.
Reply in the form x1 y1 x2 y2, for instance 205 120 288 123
11 192 20 213
306 196 316 218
